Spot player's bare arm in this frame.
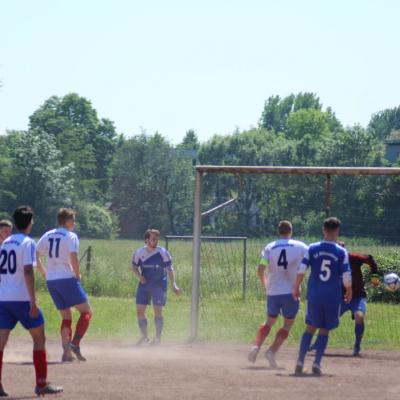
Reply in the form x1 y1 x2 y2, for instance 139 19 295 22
35 251 47 279
132 264 146 284
292 273 304 301
70 252 81 280
257 264 268 290
23 264 39 318
167 269 180 294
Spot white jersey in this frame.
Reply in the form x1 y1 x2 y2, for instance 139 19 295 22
36 228 79 281
0 233 36 301
260 238 308 296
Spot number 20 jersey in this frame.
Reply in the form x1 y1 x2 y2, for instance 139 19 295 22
36 228 79 281
0 234 36 301
301 241 350 305
260 239 308 296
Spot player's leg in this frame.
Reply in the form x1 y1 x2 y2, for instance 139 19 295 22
70 302 93 361
353 298 367 356
151 285 167 344
59 308 74 362
29 325 63 396
0 329 11 396
136 284 151 345
152 305 163 345
265 294 299 368
248 295 279 363
312 327 329 375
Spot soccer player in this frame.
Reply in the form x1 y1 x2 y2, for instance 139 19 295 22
0 220 12 245
132 229 180 345
0 206 63 396
309 243 380 356
36 208 92 362
293 217 352 376
247 221 308 368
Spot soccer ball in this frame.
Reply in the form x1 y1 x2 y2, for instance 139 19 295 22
383 273 400 292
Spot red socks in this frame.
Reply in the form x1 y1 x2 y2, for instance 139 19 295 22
255 323 271 347
61 319 72 341
72 312 92 346
33 350 47 388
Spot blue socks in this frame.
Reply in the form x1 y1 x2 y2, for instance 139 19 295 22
314 334 329 366
155 316 164 339
138 318 148 338
354 323 364 350
298 331 313 364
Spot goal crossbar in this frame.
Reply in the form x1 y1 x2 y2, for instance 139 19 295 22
195 165 400 176
190 165 400 340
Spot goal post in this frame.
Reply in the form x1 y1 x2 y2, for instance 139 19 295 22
190 165 400 341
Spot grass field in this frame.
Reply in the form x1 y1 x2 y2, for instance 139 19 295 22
26 238 400 349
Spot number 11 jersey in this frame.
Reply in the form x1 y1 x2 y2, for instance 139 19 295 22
260 239 308 296
36 228 79 281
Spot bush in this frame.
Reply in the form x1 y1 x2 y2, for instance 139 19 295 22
75 202 119 239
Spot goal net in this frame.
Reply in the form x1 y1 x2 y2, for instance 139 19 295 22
187 166 400 349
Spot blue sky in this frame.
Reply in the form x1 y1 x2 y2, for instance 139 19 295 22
1 0 399 143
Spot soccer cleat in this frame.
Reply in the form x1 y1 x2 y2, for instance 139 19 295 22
0 383 8 397
61 353 75 363
247 346 260 363
265 349 278 369
135 336 151 346
312 362 322 376
150 337 161 346
294 361 304 375
34 383 63 396
68 343 86 361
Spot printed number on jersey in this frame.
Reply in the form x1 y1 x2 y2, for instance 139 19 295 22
48 238 61 258
0 249 17 274
319 259 331 281
277 249 288 270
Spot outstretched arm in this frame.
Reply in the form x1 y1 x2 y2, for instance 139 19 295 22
35 251 47 279
350 253 380 286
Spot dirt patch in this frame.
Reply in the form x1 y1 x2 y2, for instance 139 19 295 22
2 336 399 399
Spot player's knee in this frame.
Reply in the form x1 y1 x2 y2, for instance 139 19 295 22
81 312 92 321
277 328 289 339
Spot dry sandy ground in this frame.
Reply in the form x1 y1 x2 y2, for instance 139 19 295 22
1 336 399 400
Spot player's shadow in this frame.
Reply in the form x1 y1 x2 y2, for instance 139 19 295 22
242 366 285 371
5 361 64 366
276 372 334 378
6 396 38 400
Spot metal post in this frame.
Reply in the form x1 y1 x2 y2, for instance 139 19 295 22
86 246 92 273
325 174 331 218
242 238 247 300
190 170 203 341
165 236 169 251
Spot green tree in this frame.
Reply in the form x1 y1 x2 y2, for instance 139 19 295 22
369 106 400 140
4 130 74 234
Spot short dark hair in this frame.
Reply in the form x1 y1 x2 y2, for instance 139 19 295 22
57 208 76 225
323 217 341 231
278 220 292 235
12 206 33 231
144 229 160 241
0 220 13 230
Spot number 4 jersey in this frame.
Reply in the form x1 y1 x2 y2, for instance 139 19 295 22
36 228 79 281
260 239 308 296
0 233 36 301
299 241 351 305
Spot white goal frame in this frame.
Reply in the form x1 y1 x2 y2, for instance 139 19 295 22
190 165 400 340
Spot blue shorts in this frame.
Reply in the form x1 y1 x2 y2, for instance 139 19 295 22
306 301 341 330
0 301 45 330
47 278 88 310
267 294 299 319
340 297 367 317
136 283 166 306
